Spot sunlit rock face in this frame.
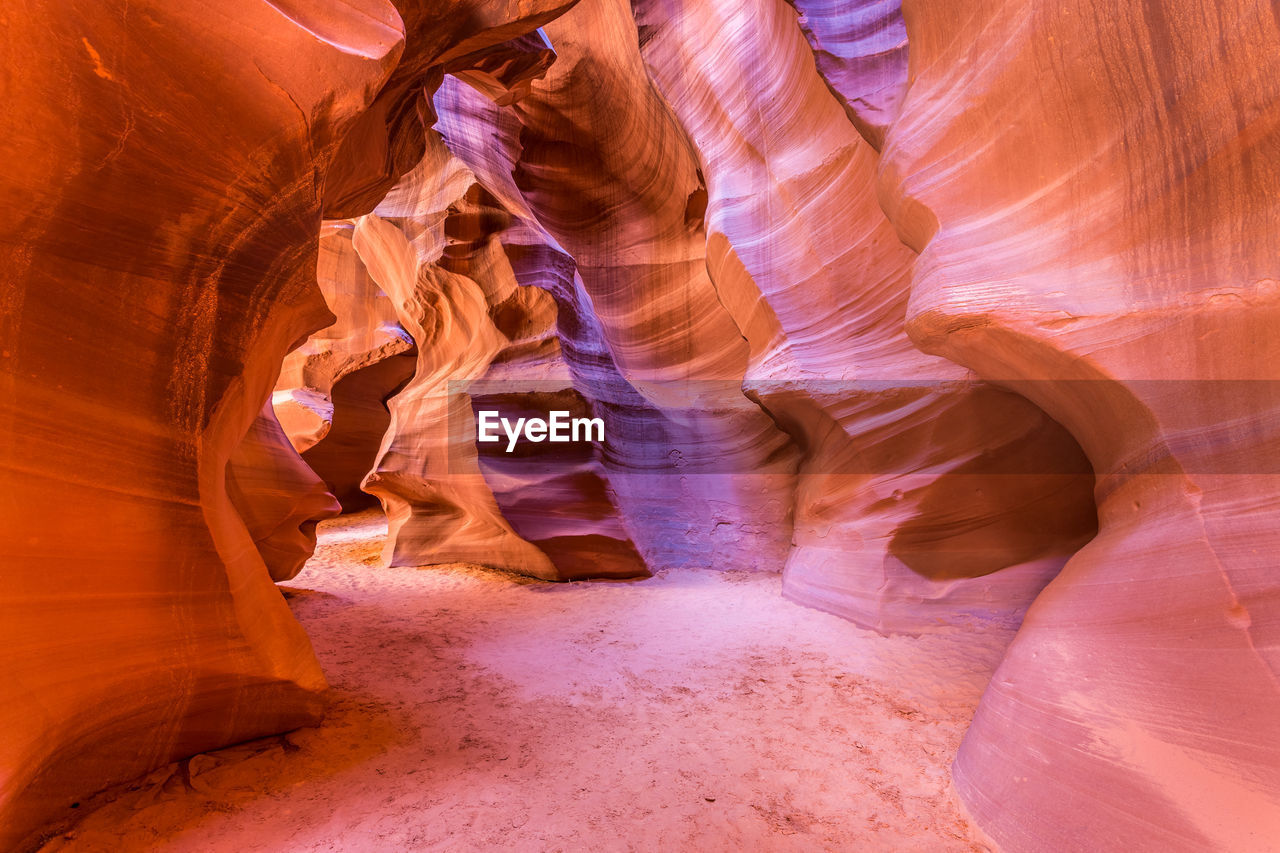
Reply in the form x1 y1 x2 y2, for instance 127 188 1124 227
300 349 417 510
7 0 1279 847
0 0 573 847
227 404 343 582
629 0 1097 633
273 222 416 510
355 202 562 578
786 0 908 150
346 128 578 579
505 0 803 573
345 113 650 580
295 0 1095 634
874 0 1280 848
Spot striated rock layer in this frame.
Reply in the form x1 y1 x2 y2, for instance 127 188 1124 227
273 222 416 510
349 9 802 578
6 0 1280 848
0 3 398 845
627 0 1097 633
787 0 908 150
0 0 576 847
874 0 1280 848
506 0 802 573
437 183 649 580
435 78 660 580
351 114 649 580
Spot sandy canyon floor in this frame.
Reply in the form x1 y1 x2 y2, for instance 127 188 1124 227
42 511 1006 852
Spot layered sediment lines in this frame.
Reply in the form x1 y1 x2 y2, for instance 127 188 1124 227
273 222 416 510
345 1 802 577
354 102 653 580
437 77 659 579
631 0 1096 633
506 0 802 572
6 0 1280 849
0 1 579 847
874 0 1280 848
0 3 398 844
787 0 908 150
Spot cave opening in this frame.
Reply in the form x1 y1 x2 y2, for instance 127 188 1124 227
6 0 1276 850
47 30 1109 848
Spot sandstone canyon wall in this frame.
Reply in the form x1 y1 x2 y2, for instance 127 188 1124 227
631 0 1097 634
273 221 416 511
0 3 397 844
877 1 1280 849
4 0 1279 849
0 0 574 847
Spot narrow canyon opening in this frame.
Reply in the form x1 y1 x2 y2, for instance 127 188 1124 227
5 0 1279 851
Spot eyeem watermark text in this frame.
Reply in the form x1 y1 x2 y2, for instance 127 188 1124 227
477 410 605 452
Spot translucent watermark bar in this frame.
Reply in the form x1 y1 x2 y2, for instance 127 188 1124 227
444 379 1280 476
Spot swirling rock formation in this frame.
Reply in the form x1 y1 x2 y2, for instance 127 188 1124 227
299 350 416 510
506 0 803 572
7 0 1279 847
630 0 1097 633
317 0 1095 628
0 3 399 844
227 404 342 582
352 143 564 577
434 78 660 580
316 0 1094 623
873 0 1280 848
273 222 416 510
787 0 908 149
345 16 802 579
0 0 576 847
350 117 649 580
439 184 650 580
322 1 578 219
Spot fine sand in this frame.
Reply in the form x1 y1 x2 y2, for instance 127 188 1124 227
43 510 1007 852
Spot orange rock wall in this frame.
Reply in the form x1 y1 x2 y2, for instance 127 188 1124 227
878 0 1280 847
0 1 575 847
5 0 1280 848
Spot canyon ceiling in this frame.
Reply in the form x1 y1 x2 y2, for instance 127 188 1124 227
2 0 1278 850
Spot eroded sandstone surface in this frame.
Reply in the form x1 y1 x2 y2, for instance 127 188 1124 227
4 0 1278 848
0 0 577 847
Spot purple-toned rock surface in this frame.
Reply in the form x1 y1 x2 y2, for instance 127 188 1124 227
6 0 1280 847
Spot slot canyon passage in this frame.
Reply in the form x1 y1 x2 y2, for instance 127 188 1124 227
2 0 1279 849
